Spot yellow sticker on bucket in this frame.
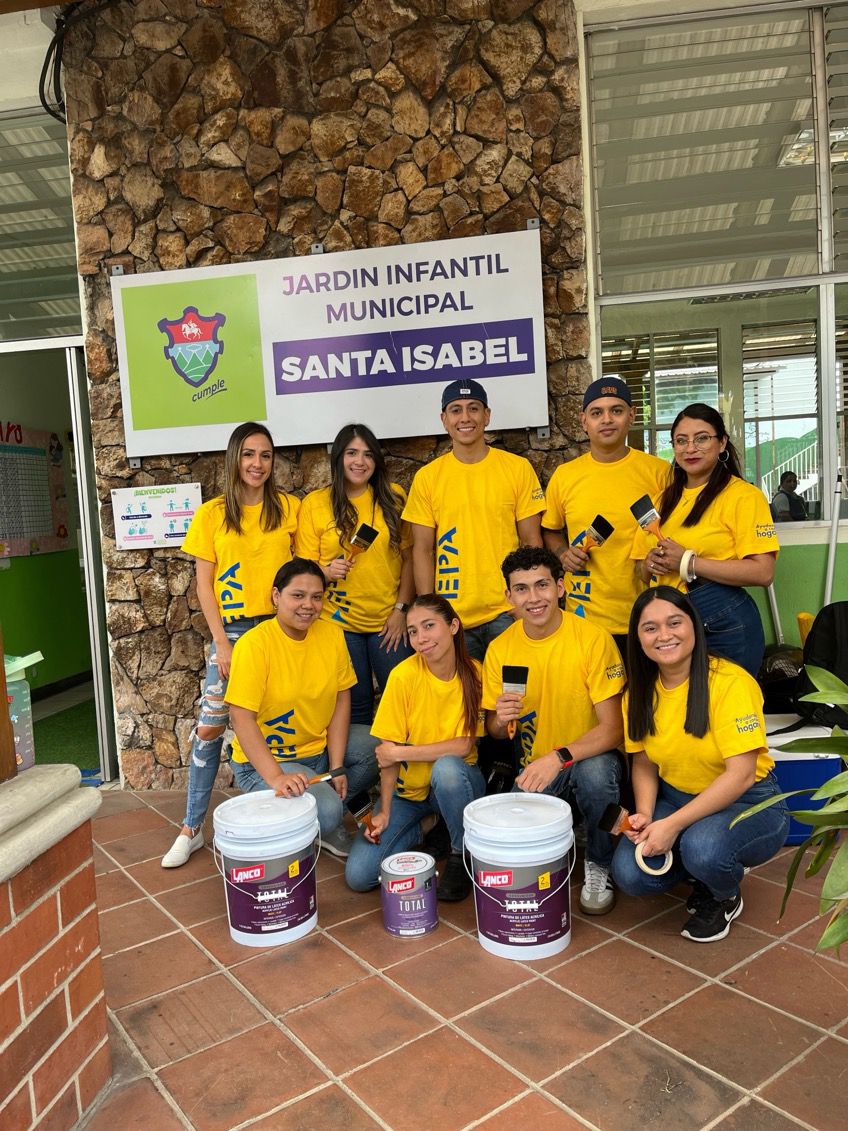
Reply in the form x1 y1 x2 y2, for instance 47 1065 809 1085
289 860 300 878
538 871 551 889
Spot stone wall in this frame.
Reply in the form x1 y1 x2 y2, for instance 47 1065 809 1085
63 0 590 789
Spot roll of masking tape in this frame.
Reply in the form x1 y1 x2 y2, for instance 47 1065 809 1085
635 842 673 876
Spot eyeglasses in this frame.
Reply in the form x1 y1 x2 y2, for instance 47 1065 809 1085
672 433 719 451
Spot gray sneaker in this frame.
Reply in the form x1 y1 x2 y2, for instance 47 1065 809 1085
320 824 355 860
579 860 615 915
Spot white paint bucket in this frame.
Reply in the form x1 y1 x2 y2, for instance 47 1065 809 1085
213 791 319 948
463 794 574 961
380 851 438 937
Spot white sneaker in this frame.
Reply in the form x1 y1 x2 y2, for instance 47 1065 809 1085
161 829 204 868
579 859 615 915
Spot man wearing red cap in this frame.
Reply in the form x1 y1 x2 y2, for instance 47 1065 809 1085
403 379 545 661
542 377 670 655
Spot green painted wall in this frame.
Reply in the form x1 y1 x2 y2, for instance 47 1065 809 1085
752 542 848 647
0 349 91 691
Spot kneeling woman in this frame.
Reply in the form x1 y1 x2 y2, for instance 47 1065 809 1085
611 586 788 943
345 595 486 902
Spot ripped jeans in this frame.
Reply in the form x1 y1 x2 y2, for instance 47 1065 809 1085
182 615 268 830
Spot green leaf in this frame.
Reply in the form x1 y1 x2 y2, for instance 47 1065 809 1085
811 769 848 799
807 830 839 876
785 808 848 826
816 911 848 952
821 839 848 901
799 692 848 706
730 790 810 825
776 737 848 755
803 666 848 702
779 843 812 918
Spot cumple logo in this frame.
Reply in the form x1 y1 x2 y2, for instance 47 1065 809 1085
157 306 226 389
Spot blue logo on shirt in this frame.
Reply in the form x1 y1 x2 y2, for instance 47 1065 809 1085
218 561 245 625
264 708 297 758
518 710 538 769
436 526 460 601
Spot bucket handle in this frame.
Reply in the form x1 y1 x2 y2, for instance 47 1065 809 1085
464 843 576 910
213 837 321 904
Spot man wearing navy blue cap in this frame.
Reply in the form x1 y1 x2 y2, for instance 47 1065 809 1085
541 376 670 653
403 379 545 660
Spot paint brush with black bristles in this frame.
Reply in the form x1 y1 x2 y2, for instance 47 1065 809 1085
630 494 663 541
578 514 614 552
347 521 379 557
599 803 634 836
502 664 529 740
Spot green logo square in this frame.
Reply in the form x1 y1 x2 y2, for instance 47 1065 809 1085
120 274 265 429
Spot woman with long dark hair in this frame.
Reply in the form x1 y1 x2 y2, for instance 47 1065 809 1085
635 403 778 676
611 587 788 942
162 422 299 868
345 595 486 902
296 423 414 724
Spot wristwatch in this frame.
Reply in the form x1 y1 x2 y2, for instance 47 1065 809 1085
394 600 410 612
555 746 574 768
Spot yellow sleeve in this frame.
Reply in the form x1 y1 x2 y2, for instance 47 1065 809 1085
515 458 546 521
541 468 565 531
294 492 323 561
401 468 435 529
728 486 779 559
225 630 267 713
181 499 218 562
371 666 411 743
585 629 627 704
711 669 768 759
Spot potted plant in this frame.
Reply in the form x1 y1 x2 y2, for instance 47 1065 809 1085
733 665 848 953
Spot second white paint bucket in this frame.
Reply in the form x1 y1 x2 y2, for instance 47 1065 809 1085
213 791 319 948
463 794 574 961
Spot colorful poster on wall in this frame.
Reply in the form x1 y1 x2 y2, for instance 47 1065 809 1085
0 422 70 557
111 483 202 550
111 229 548 457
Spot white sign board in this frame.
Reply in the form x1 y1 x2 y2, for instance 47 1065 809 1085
111 483 201 550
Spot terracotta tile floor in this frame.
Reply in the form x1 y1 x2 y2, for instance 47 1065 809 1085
80 788 848 1131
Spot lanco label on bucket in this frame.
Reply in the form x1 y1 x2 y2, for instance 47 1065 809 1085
474 857 570 948
223 848 316 936
381 851 437 937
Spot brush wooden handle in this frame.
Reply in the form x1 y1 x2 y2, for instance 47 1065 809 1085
507 720 517 739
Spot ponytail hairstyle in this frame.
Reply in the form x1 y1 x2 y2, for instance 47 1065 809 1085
409 594 481 737
329 424 403 552
222 422 285 534
659 403 743 527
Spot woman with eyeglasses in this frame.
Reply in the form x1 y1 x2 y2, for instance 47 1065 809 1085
634 403 778 676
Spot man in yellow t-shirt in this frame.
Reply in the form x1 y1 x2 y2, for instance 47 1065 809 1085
225 558 378 858
542 376 670 652
483 547 626 915
403 379 545 661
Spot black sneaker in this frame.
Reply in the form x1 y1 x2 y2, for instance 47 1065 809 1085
422 815 451 861
686 879 713 916
437 852 472 902
681 891 743 943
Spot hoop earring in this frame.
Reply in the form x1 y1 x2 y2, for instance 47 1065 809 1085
718 450 729 464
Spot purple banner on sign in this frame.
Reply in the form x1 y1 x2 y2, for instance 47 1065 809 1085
273 318 534 395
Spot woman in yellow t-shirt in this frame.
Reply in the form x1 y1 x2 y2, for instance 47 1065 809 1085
161 422 299 869
636 403 778 677
345 595 486 902
295 423 414 725
611 587 788 943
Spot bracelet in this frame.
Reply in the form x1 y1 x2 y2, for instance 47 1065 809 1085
679 550 696 583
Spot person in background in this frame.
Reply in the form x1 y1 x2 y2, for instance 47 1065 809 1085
771 471 808 522
162 422 299 869
483 547 625 915
403 379 545 663
345 595 486 901
612 587 788 942
542 376 670 657
635 403 778 678
225 558 378 858
295 423 414 727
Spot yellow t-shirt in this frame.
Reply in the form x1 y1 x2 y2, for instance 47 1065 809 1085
542 448 671 633
182 493 299 622
402 447 545 628
624 656 773 792
632 477 779 591
371 653 483 801
482 613 625 769
225 618 356 763
295 485 412 633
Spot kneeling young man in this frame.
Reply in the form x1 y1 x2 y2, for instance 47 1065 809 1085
482 547 626 914
225 557 377 859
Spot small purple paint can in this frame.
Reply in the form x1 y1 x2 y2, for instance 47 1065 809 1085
380 852 438 938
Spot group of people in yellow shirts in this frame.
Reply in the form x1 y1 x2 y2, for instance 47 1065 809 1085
160 375 789 944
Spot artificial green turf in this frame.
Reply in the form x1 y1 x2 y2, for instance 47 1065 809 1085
32 699 100 771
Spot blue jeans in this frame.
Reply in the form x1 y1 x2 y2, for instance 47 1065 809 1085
344 629 413 725
464 611 514 663
230 724 379 835
515 751 622 869
611 775 789 902
183 615 268 829
687 580 765 678
345 756 486 891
